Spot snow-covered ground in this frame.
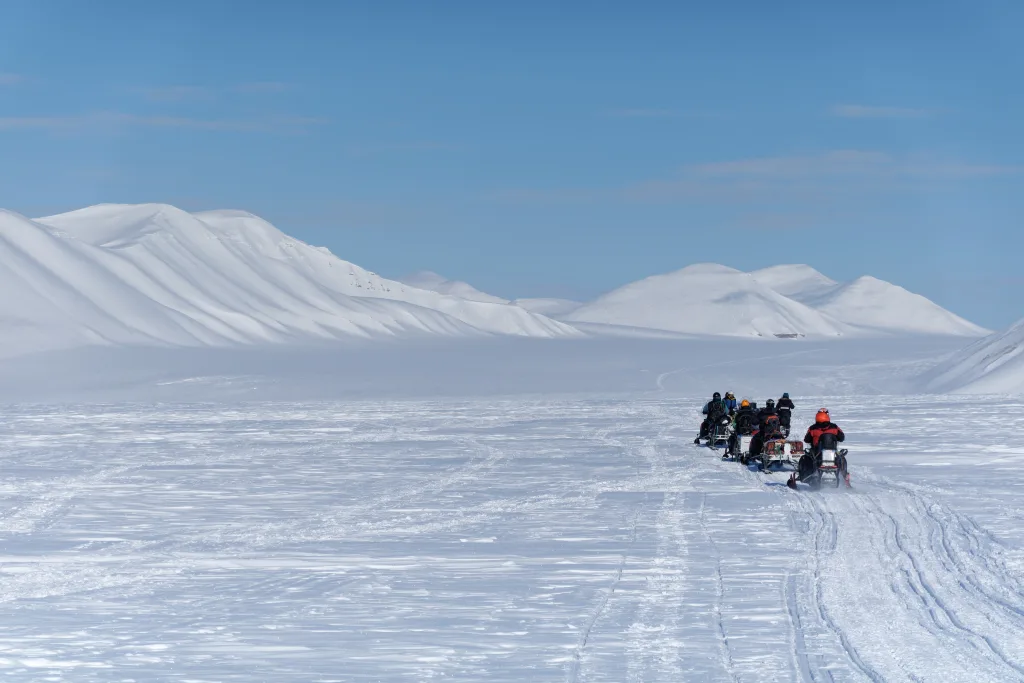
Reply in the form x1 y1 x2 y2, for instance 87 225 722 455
2 394 1023 681
0 336 966 402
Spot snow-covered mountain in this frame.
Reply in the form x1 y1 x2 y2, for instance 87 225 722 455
750 264 838 299
513 297 582 317
397 271 509 304
757 266 987 337
921 319 1024 394
0 203 576 358
558 263 985 339
563 264 849 338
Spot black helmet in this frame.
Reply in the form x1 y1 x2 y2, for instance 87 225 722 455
766 398 776 409
782 392 789 399
713 392 722 400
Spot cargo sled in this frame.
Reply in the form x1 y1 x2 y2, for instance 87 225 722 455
759 438 804 472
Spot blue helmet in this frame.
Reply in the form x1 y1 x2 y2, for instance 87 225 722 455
782 392 790 399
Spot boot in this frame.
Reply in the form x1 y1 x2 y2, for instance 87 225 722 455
786 474 797 489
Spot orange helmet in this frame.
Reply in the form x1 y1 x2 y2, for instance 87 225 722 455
740 399 750 408
815 409 830 424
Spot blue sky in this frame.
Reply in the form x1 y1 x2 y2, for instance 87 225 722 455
1 0 1021 328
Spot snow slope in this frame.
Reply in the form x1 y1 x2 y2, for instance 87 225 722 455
922 318 1024 393
0 204 575 357
564 264 848 337
513 297 582 317
750 264 838 299
794 275 988 337
397 270 509 304
753 265 988 337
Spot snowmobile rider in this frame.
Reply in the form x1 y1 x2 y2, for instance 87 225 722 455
724 392 738 415
749 399 783 457
728 399 758 453
694 392 730 444
789 409 849 487
776 393 795 435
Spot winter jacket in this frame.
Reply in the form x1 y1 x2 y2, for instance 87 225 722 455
804 422 845 448
776 397 795 411
733 407 758 434
758 410 784 438
724 398 738 413
703 399 729 422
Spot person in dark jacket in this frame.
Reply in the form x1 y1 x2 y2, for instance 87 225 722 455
728 399 758 455
776 393 795 435
789 408 848 487
749 399 783 457
695 392 729 444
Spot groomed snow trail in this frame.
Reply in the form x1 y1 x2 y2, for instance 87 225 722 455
0 397 1021 681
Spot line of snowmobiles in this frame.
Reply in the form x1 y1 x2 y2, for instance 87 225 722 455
696 409 849 491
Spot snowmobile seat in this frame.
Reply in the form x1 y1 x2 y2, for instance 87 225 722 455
815 432 841 457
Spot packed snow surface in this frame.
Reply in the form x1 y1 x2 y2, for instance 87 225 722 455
565 264 849 338
922 318 1024 393
397 270 509 304
0 204 575 358
3 395 1024 681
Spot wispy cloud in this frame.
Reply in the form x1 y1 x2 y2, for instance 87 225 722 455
830 104 934 119
0 111 327 133
0 73 23 86
493 150 1020 207
625 150 1019 202
136 82 292 102
682 150 1016 179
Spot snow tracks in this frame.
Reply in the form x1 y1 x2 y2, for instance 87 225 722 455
0 399 1022 681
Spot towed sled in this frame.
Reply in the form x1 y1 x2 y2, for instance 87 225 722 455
759 437 804 471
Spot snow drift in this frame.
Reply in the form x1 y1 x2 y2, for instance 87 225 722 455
921 319 1024 394
0 204 576 358
564 264 849 338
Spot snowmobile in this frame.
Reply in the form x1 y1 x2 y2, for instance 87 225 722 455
701 415 734 454
787 447 850 490
759 436 804 472
811 447 848 489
